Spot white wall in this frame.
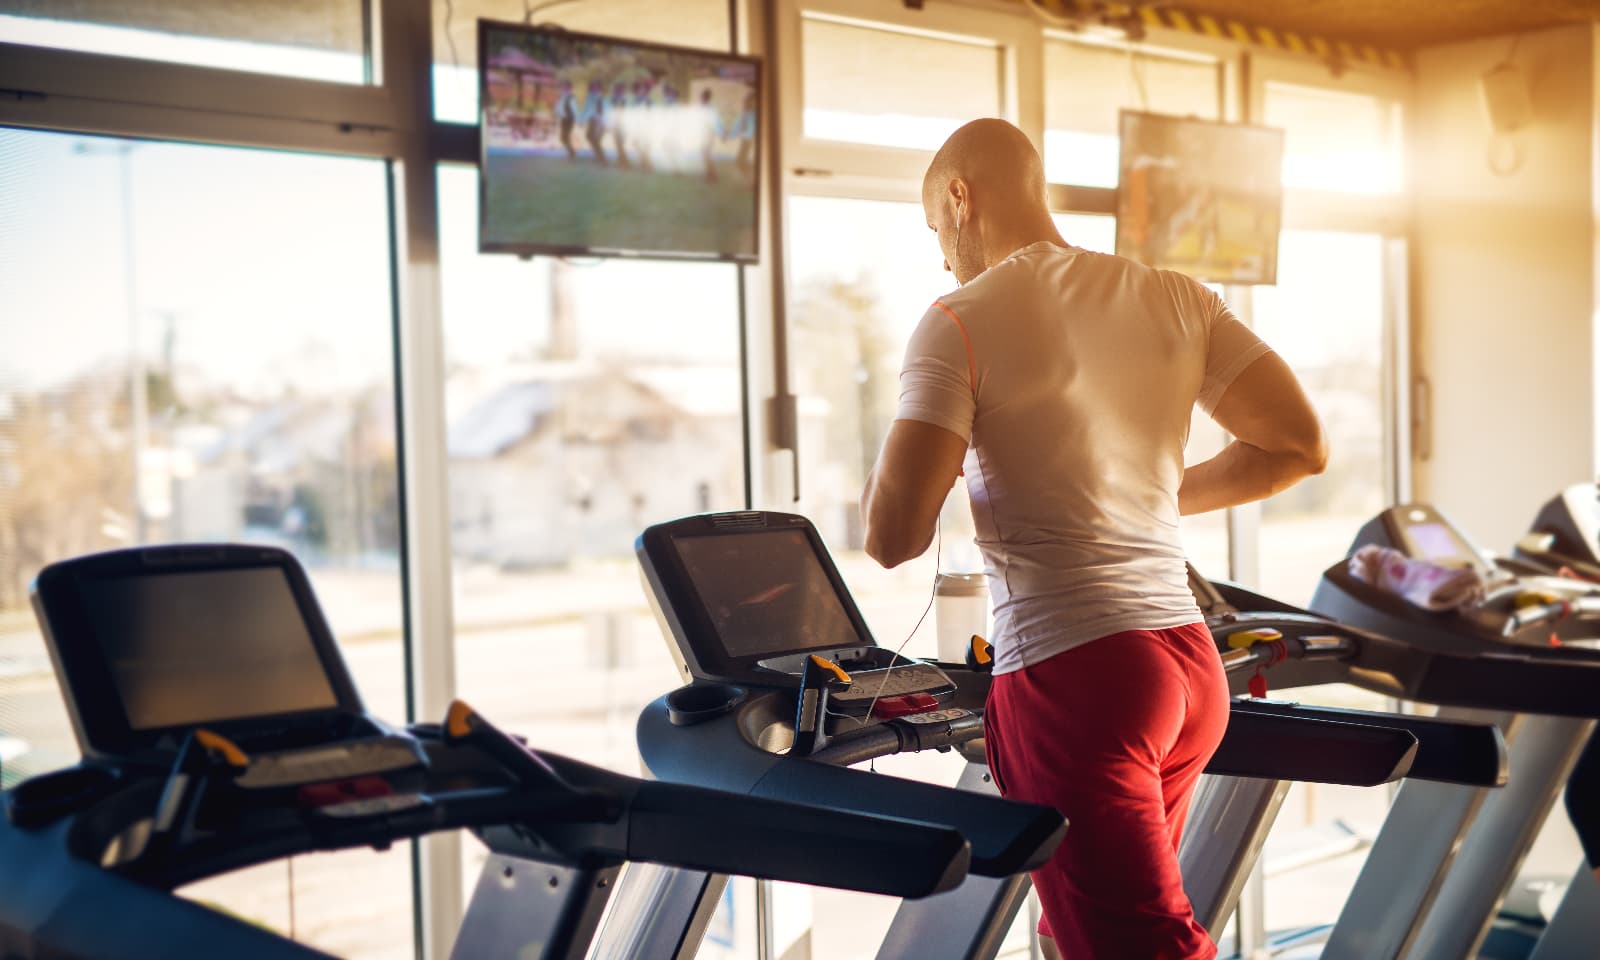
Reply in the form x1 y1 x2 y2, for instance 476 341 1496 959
1412 23 1598 551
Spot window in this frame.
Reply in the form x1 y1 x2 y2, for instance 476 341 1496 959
1252 230 1387 606
786 196 962 651
0 0 368 83
0 127 408 957
1044 39 1221 187
800 14 1003 151
436 164 751 941
1246 229 1393 939
431 0 733 124
1264 82 1404 194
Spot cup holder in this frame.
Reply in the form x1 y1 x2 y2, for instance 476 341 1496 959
666 682 746 727
7 766 119 829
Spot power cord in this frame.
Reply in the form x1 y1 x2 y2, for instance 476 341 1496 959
526 0 581 23
443 0 460 71
819 521 946 731
862 522 943 720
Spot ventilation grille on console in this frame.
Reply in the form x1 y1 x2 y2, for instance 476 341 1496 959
707 511 768 528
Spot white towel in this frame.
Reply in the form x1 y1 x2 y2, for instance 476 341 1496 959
1349 544 1488 611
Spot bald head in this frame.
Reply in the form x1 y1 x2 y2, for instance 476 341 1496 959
924 119 1049 219
922 119 1060 284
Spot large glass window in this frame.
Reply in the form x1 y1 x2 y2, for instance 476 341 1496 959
0 0 367 83
0 127 408 958
1248 229 1392 941
786 196 961 655
431 0 733 124
800 14 1002 151
436 163 752 950
1044 38 1221 187
1264 82 1403 194
1252 230 1386 607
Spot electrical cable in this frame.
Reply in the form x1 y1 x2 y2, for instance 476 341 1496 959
862 523 943 721
1020 0 1079 30
819 519 948 731
526 0 581 24
1128 44 1150 112
443 0 460 71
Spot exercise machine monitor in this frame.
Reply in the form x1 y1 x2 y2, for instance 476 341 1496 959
31 544 422 780
638 512 956 708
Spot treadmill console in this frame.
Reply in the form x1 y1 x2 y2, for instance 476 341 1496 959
1357 504 1489 573
637 511 955 705
1519 484 1600 576
30 544 421 776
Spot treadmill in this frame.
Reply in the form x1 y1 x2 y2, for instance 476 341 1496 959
599 510 1456 960
1503 484 1600 960
1305 504 1600 960
2 544 988 960
1179 565 1509 950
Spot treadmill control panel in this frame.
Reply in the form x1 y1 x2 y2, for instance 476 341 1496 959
1387 505 1487 571
638 512 957 712
830 662 956 713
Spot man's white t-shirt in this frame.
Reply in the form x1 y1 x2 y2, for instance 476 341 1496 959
896 241 1271 675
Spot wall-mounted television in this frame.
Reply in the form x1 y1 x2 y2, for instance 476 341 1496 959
1115 110 1284 285
477 20 761 263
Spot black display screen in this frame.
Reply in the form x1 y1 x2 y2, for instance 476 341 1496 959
672 529 865 658
80 567 338 730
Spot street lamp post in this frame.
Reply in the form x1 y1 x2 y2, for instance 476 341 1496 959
75 139 146 543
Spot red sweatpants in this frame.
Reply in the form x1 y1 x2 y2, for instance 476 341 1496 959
984 622 1229 960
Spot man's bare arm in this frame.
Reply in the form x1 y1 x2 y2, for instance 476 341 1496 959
862 419 969 568
1179 351 1328 516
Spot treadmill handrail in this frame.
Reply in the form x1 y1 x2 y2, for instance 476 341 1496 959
59 732 976 901
1201 707 1416 786
1225 700 1507 786
636 693 1065 876
809 711 985 766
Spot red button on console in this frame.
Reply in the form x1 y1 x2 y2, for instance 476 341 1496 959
870 692 941 719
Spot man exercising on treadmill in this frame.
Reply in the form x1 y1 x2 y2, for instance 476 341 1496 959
861 119 1326 959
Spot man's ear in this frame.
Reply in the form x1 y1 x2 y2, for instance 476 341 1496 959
946 176 968 223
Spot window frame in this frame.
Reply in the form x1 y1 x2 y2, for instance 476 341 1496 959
774 0 1042 186
0 0 1420 956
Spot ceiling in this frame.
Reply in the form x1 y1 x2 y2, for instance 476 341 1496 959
1128 0 1600 50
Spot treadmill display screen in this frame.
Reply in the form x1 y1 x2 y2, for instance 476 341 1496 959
673 529 865 658
1407 522 1467 562
80 568 338 730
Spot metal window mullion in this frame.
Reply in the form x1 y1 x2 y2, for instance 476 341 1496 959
0 39 406 134
0 93 406 158
1384 234 1412 505
376 2 460 959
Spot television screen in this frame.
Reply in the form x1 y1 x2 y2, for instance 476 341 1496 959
1115 110 1284 285
478 20 761 262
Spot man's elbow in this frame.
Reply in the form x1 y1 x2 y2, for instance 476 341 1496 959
863 508 926 568
864 527 915 569
1294 428 1329 478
